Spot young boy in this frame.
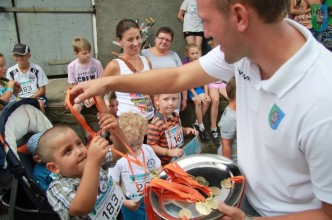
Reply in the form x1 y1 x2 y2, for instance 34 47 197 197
27 132 52 192
217 77 237 163
67 37 104 139
147 93 197 166
107 91 119 117
109 112 162 220
183 43 211 141
38 113 127 220
7 44 49 112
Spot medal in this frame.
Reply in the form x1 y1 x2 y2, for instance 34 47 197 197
220 178 232 189
178 208 192 219
210 186 221 196
205 197 218 209
195 202 212 215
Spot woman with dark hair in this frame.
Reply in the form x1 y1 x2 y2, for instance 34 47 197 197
100 19 154 121
141 26 187 113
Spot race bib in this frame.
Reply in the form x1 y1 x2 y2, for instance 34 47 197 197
89 178 123 220
165 125 184 149
19 80 38 97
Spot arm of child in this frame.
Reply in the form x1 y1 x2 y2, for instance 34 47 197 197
31 85 46 99
98 112 129 162
221 138 232 160
150 145 183 158
203 85 211 101
181 90 188 111
183 127 198 136
69 136 110 216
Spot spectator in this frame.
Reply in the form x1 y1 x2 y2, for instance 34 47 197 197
7 44 49 113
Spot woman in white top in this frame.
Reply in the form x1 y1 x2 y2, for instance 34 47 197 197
101 19 154 121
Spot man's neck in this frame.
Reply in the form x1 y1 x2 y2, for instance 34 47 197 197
249 20 306 80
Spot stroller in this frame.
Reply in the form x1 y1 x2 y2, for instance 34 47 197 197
0 98 59 219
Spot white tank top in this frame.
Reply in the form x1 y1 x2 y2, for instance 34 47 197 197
115 56 154 120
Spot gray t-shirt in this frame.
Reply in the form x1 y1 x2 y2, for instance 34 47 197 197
141 49 182 69
141 49 183 112
218 106 237 163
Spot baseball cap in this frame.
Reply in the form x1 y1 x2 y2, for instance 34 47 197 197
27 132 44 155
12 43 30 56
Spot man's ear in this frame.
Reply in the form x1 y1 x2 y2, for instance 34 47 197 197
46 162 60 174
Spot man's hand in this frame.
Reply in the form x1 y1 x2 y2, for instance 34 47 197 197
218 202 246 220
70 78 108 104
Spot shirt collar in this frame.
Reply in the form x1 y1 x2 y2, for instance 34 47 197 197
260 19 320 98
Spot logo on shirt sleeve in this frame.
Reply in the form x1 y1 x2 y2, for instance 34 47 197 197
268 104 285 130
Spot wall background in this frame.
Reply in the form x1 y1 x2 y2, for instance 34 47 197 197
0 0 186 76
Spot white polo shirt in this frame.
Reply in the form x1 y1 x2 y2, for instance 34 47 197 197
199 19 332 216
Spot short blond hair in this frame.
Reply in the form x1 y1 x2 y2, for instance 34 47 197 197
72 36 91 53
119 112 148 141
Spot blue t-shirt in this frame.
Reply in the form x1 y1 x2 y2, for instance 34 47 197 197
33 163 52 191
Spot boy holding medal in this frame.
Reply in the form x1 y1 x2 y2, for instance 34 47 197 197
38 113 127 220
147 93 197 166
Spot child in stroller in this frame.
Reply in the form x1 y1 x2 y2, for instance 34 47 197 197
0 98 58 219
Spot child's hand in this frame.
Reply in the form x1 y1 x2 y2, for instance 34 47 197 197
98 112 119 132
181 99 187 111
13 81 20 96
168 148 183 158
84 97 95 108
185 127 198 136
124 199 141 211
87 136 110 165
203 94 211 104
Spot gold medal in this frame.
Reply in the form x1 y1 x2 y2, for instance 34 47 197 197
220 178 232 189
150 170 159 178
195 176 207 186
210 186 221 196
196 202 212 215
178 208 192 219
206 197 218 209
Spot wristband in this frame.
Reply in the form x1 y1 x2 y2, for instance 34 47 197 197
6 87 13 93
166 149 170 156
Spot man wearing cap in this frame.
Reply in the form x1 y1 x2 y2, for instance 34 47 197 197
6 43 49 113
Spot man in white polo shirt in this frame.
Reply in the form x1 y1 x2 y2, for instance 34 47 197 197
70 0 332 219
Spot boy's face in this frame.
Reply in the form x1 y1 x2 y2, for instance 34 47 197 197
48 129 87 178
108 98 119 116
129 136 144 155
12 53 30 66
75 49 91 64
187 47 201 62
155 94 179 116
0 56 7 78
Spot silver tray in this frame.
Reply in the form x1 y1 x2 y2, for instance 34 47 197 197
150 154 244 220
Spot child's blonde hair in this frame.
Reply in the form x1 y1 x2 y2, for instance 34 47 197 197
72 36 91 53
119 112 148 141
185 43 201 53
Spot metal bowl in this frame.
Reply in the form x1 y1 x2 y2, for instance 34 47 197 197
150 154 244 220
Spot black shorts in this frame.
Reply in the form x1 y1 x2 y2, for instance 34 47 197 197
183 31 204 39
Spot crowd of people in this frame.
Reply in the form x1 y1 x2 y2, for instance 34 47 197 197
1 0 332 219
